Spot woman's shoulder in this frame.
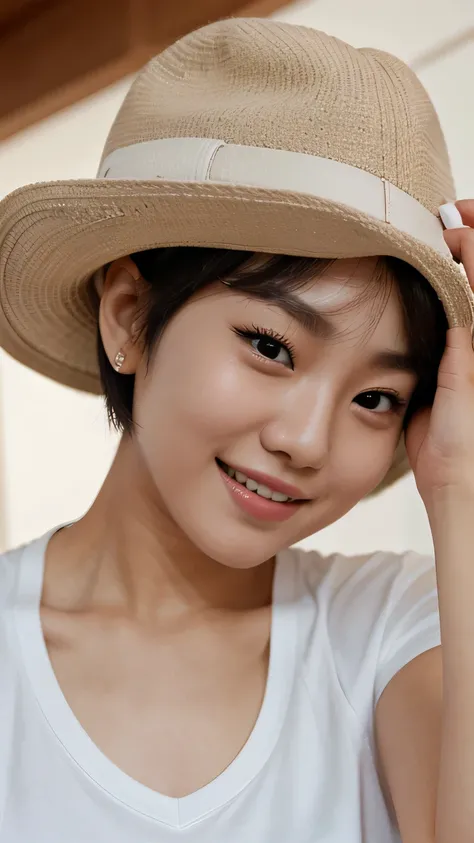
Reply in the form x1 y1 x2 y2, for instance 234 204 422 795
288 543 439 722
0 528 55 609
0 542 24 608
288 541 437 609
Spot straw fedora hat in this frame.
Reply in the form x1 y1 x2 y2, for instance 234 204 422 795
1 17 473 494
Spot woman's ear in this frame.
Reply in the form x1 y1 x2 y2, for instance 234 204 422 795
98 256 148 375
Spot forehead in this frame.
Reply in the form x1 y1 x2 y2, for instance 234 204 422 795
296 256 407 350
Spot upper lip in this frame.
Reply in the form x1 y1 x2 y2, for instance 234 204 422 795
222 460 310 500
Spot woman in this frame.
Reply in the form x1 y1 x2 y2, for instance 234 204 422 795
0 17 474 843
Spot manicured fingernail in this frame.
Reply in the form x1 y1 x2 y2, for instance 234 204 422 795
439 202 466 229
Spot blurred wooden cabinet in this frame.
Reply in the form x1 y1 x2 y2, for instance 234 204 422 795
0 0 289 140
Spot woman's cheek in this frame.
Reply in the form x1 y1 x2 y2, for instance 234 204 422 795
135 346 268 438
334 423 399 495
174 356 272 432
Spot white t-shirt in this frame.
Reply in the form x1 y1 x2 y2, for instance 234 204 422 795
0 526 441 842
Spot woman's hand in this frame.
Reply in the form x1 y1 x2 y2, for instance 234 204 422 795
405 200 474 512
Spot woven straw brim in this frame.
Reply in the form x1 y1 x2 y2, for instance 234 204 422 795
1 177 473 494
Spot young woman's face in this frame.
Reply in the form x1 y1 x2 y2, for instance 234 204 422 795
132 256 418 567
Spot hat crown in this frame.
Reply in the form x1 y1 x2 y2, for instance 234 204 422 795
101 17 455 214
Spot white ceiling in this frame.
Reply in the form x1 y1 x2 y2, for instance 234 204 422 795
273 0 474 195
275 0 473 63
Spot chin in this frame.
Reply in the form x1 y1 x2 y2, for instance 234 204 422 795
177 511 287 568
199 529 281 568
172 485 338 566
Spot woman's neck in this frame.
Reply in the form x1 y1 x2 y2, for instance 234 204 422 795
42 437 275 624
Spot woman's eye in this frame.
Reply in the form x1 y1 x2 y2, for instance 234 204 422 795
355 391 402 414
234 326 295 368
251 336 293 367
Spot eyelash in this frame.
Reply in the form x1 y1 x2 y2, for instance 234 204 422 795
357 390 407 415
233 323 408 415
233 324 297 366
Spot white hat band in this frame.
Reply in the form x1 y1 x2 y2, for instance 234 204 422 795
98 137 451 258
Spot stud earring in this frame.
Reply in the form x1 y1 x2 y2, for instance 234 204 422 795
114 351 125 372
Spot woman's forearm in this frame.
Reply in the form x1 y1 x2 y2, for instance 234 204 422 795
429 494 474 843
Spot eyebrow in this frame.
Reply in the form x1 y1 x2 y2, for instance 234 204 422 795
252 290 418 376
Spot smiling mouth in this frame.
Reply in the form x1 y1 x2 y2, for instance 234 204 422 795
216 459 307 504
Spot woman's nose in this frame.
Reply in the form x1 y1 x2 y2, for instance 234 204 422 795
259 390 333 470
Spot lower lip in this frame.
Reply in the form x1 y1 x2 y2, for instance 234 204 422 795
218 464 302 523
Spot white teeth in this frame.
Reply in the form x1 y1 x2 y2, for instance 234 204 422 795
223 462 294 502
256 483 272 499
271 491 290 502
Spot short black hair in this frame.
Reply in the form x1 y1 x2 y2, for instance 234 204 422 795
93 247 447 435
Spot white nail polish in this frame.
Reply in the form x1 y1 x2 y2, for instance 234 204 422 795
439 202 466 229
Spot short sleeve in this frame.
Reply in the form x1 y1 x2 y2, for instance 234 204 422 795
374 552 441 705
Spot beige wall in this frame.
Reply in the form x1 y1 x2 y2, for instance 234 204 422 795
1 0 473 554
0 81 129 551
